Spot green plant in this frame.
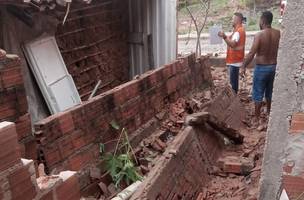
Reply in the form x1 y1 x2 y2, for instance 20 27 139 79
101 121 142 188
103 153 142 187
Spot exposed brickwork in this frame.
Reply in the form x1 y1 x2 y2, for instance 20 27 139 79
283 175 304 199
34 54 212 187
8 162 37 200
205 86 245 130
55 0 129 100
0 55 36 161
55 174 81 200
289 112 304 134
0 122 21 171
130 126 222 200
0 121 81 200
217 156 254 175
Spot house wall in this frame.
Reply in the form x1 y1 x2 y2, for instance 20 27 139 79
1 0 130 122
33 54 212 175
0 54 37 163
55 0 130 100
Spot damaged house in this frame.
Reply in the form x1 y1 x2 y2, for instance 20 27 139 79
2 0 294 199
0 0 214 199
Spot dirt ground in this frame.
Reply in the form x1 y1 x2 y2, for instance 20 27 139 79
198 67 267 200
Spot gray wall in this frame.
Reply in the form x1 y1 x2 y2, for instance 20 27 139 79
259 1 304 199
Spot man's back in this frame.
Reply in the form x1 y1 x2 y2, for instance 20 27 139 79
256 28 281 65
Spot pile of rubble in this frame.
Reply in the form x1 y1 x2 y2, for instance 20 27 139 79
82 66 267 200
194 67 267 200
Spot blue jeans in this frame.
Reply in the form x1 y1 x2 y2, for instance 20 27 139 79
228 65 240 94
252 64 276 102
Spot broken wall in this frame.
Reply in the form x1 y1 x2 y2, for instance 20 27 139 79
1 0 130 122
0 121 81 200
55 0 130 100
33 54 212 188
130 125 223 200
0 54 37 163
259 1 304 199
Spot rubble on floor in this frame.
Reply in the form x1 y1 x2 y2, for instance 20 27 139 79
82 66 267 200
196 67 266 200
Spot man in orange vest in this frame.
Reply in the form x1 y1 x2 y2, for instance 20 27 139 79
218 12 246 94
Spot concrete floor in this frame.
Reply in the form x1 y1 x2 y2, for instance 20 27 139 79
178 34 254 56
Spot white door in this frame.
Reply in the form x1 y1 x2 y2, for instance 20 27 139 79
24 36 81 114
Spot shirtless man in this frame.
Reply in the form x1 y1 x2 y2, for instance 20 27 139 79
241 11 280 125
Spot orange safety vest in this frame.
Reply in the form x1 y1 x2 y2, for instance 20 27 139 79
226 25 246 64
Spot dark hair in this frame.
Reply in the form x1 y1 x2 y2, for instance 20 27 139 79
234 12 244 21
261 11 273 25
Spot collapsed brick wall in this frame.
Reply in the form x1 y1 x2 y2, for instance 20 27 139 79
34 54 212 177
55 0 129 100
130 126 223 200
0 55 37 162
205 86 245 130
0 121 81 200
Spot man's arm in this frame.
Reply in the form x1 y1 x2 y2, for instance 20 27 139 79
242 34 260 68
218 31 238 48
0 49 6 59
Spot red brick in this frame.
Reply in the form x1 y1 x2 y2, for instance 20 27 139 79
0 103 17 119
58 112 75 134
0 67 23 88
289 121 304 134
8 165 37 200
58 136 75 159
290 113 304 134
44 143 62 167
71 130 86 149
113 80 139 106
23 138 37 160
67 149 94 171
148 68 163 86
40 190 54 200
55 174 81 200
0 122 21 171
162 64 174 79
283 175 304 199
218 156 254 175
120 97 140 120
292 113 304 121
15 114 32 140
166 76 178 94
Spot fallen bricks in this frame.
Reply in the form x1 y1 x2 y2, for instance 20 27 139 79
204 86 245 130
186 112 244 144
217 156 255 175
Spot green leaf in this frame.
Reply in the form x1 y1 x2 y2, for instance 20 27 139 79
110 120 120 130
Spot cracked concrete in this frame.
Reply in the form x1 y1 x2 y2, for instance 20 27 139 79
258 1 304 199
